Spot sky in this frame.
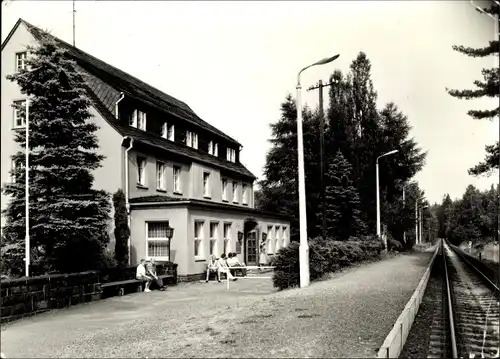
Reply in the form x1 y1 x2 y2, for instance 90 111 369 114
2 0 498 204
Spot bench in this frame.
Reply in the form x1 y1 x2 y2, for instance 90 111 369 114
101 274 174 296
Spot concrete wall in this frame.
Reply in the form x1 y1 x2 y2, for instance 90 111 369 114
129 206 188 274
0 22 38 229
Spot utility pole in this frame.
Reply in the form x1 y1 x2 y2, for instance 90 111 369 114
402 186 406 244
307 79 336 240
72 0 76 47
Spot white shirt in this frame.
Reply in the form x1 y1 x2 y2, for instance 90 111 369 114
226 257 239 266
136 263 146 278
217 258 228 268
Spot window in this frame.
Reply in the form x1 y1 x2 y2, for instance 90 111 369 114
186 131 198 149
147 221 170 260
161 122 174 141
194 221 204 258
283 227 288 247
130 109 146 130
223 223 231 255
156 161 166 190
11 159 23 183
209 222 219 256
208 141 219 156
13 101 26 128
267 226 274 254
137 156 146 186
16 52 27 71
222 178 228 201
226 148 236 163
173 166 181 193
242 184 248 205
232 181 238 203
275 226 281 252
203 172 210 197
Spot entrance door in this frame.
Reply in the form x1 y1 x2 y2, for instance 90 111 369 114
245 231 258 265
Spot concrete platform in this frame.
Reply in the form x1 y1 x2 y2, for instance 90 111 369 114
1 249 435 358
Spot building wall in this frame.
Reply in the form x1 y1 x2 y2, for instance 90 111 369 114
0 22 38 229
129 206 189 274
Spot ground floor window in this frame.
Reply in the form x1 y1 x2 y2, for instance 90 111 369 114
223 223 231 254
283 227 288 247
147 221 170 260
194 221 204 259
275 226 281 252
267 225 274 254
209 222 219 256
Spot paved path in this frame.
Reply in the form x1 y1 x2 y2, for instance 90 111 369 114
1 248 436 358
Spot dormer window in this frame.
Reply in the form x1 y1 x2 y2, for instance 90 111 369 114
130 109 146 130
208 141 219 156
227 148 236 163
15 52 27 71
161 122 175 141
186 131 198 149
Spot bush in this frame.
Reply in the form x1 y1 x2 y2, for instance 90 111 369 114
272 236 384 290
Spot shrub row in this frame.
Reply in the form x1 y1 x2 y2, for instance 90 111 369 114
271 236 385 290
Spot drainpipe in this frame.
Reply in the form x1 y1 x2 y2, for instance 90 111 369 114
115 92 124 119
124 137 134 265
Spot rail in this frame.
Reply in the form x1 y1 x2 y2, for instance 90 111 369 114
442 240 459 359
225 266 275 290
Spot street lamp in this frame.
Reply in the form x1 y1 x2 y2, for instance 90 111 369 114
296 53 340 288
166 226 174 262
376 149 399 250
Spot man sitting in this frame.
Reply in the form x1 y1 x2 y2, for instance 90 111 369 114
206 255 220 282
136 259 154 293
146 259 166 291
217 253 237 281
226 252 247 277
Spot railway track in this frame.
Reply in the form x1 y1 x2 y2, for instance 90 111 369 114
438 240 500 359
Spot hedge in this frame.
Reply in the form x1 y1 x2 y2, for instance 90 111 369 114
271 236 385 290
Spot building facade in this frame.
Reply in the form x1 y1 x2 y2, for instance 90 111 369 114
1 19 291 279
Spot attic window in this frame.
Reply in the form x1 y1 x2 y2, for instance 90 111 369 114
186 131 198 149
130 110 146 130
208 141 219 156
161 122 175 141
226 148 236 163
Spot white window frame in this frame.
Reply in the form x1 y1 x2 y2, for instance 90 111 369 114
156 161 166 191
283 227 288 247
242 184 248 205
275 226 281 252
186 131 198 149
161 122 168 139
162 122 174 141
226 148 236 162
146 221 171 261
203 172 211 198
173 165 181 193
12 100 26 129
193 133 198 149
194 221 205 260
15 52 27 71
223 222 231 255
214 143 219 157
222 178 228 201
209 222 219 257
267 226 274 254
232 181 238 203
208 141 213 155
137 156 146 186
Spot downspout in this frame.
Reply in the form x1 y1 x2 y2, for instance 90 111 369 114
115 92 124 118
124 136 134 265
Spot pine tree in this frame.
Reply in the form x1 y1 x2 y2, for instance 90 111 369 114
447 1 499 176
321 151 366 241
2 33 110 275
113 190 130 268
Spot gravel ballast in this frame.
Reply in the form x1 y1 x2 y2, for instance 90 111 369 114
1 251 433 358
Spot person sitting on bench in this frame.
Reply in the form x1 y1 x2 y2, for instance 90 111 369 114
136 259 153 293
146 259 166 291
227 252 247 277
218 253 237 281
206 255 220 283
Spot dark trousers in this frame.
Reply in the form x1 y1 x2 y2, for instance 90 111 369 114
151 277 164 290
230 265 247 277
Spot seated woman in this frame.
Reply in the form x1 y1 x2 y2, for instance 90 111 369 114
226 252 247 277
206 255 220 282
146 259 166 291
217 253 237 281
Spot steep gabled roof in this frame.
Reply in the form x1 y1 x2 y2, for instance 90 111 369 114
18 18 241 147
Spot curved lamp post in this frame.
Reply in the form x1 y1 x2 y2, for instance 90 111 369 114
376 149 399 250
166 226 174 262
296 53 340 288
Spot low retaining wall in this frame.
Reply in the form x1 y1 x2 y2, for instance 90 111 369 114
1 271 101 324
376 240 441 358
